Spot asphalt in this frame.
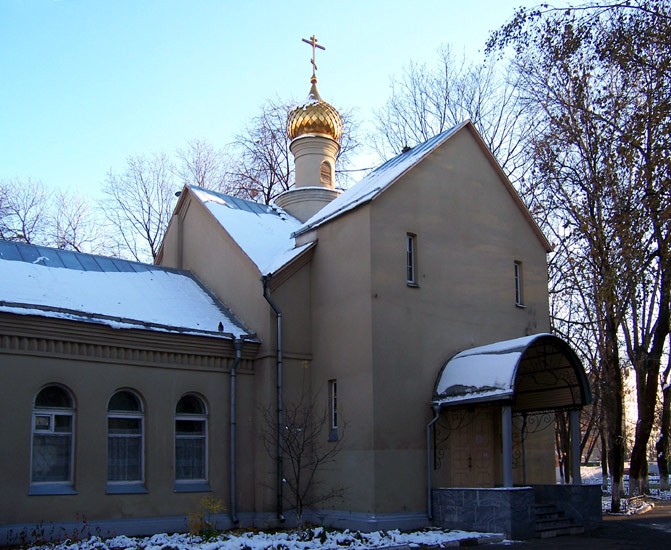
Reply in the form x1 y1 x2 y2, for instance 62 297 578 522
479 498 671 549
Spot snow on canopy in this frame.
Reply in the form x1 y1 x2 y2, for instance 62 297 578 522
432 333 591 410
0 241 250 338
189 186 313 276
293 122 467 237
433 334 548 407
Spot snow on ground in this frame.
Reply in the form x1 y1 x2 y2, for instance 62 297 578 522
28 527 504 550
580 466 671 514
26 468 671 549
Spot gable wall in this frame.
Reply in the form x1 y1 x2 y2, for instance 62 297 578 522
161 195 271 345
366 127 551 511
307 205 377 513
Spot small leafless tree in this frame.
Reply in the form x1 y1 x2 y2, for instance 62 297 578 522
102 153 177 262
261 391 346 528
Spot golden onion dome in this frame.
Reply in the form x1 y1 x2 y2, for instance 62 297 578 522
287 77 343 142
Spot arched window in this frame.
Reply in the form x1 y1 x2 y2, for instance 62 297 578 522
107 390 144 487
320 160 332 186
31 385 75 491
175 394 208 484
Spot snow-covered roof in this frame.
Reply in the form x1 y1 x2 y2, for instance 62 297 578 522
294 122 467 236
188 186 313 276
433 334 591 410
0 241 252 339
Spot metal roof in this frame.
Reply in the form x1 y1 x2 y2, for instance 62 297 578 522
0 240 255 339
433 334 592 412
0 240 158 273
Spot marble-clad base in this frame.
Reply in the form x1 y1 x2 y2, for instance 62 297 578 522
532 484 601 531
432 487 535 539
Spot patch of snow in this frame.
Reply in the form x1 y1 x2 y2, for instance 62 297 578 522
0 259 248 338
191 186 307 275
28 527 504 550
434 352 520 398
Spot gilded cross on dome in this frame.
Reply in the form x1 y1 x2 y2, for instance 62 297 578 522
302 35 325 81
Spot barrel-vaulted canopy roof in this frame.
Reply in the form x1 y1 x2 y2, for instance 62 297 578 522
433 334 591 413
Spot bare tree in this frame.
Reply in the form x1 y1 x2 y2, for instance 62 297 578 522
50 190 108 254
102 153 177 262
373 46 530 183
174 138 228 192
491 0 671 509
261 391 346 528
0 177 51 244
225 99 360 204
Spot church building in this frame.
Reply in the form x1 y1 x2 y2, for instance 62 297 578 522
0 40 598 543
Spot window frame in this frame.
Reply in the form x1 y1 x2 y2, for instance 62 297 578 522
514 260 525 307
29 385 77 495
106 389 147 494
406 233 419 287
328 379 338 442
320 160 333 187
174 394 210 492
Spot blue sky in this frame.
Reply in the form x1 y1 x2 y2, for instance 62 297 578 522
1 0 539 197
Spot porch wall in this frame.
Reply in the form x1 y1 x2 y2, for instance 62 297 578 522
533 484 602 531
431 487 535 539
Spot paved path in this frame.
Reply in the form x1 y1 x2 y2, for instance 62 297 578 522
482 499 671 549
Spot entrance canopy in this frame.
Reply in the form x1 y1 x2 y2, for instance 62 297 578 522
432 334 591 412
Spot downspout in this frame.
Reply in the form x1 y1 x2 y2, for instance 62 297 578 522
426 404 441 521
262 275 285 523
229 338 243 525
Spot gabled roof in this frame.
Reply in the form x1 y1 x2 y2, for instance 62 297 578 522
433 334 591 411
0 240 252 339
293 121 551 252
188 186 314 276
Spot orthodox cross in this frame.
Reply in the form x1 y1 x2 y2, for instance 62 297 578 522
302 35 325 79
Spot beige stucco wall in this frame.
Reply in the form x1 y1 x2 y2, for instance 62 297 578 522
160 195 272 349
306 205 377 513
303 126 552 515
0 319 257 528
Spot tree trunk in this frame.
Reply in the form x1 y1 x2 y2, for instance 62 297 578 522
629 354 661 495
629 269 669 495
602 325 626 512
657 383 671 491
601 430 609 491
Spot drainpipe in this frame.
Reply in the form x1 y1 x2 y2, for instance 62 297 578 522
229 338 243 525
262 276 285 523
426 404 441 520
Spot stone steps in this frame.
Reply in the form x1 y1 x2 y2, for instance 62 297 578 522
535 504 585 538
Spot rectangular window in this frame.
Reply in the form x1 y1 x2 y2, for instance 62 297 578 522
329 379 338 430
175 419 207 481
31 412 73 483
514 260 524 307
107 415 143 482
328 379 338 442
406 233 418 287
